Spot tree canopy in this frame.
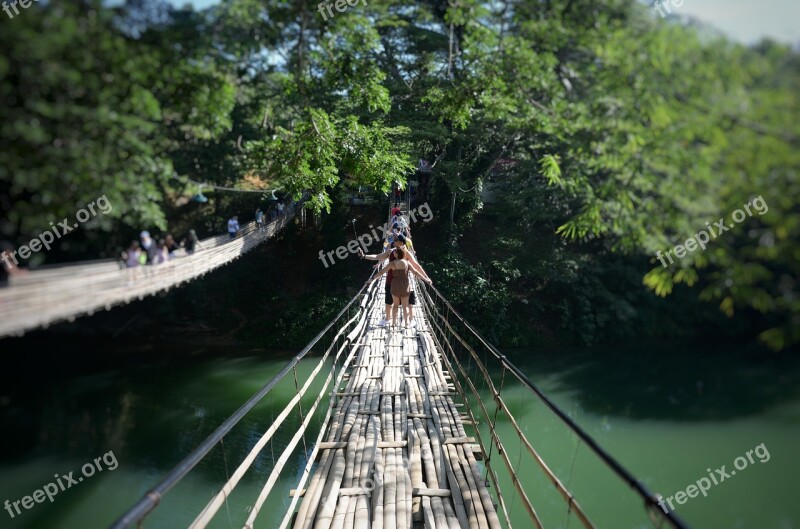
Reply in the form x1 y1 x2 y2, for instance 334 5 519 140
1 0 797 349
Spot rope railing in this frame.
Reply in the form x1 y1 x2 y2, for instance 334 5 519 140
110 270 380 529
416 281 692 529
0 204 299 337
102 193 690 529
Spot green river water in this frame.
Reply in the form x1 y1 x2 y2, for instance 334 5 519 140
0 341 797 529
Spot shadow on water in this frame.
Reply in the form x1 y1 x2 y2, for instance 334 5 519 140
503 341 800 422
2 332 799 529
0 335 327 529
464 342 800 529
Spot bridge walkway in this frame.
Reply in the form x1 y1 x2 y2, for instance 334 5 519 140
288 276 500 529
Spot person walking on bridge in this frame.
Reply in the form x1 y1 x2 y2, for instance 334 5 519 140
227 216 240 239
140 231 158 264
370 247 414 328
122 241 142 268
255 208 265 231
182 229 204 255
392 211 409 237
359 235 431 328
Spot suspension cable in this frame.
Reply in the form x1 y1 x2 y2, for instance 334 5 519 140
419 282 690 529
110 271 379 529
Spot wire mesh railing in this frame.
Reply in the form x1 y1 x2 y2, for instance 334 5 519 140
0 204 298 337
416 281 691 529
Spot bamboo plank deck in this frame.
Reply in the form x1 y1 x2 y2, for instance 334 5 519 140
292 280 501 529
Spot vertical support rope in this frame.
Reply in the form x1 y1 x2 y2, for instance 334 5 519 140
219 437 234 529
421 284 590 529
112 273 376 529
421 289 519 529
564 437 582 528
424 283 691 529
485 366 506 480
294 364 309 459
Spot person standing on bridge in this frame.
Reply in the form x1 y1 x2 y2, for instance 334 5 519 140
397 233 420 325
155 238 170 264
359 235 431 328
122 240 141 268
255 208 265 231
165 234 180 257
0 241 26 287
392 211 409 237
227 216 240 239
182 229 204 255
140 231 158 264
370 247 414 328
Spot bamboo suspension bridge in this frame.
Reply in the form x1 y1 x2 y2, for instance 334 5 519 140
2 198 690 529
0 204 302 338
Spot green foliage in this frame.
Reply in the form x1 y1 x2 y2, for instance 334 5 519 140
404 0 800 349
427 247 512 344
261 292 351 348
2 0 798 349
250 110 415 213
0 0 235 243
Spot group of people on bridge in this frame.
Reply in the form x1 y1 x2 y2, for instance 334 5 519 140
361 206 432 329
123 200 290 268
122 230 204 268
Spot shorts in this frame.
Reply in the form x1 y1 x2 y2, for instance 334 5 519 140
384 279 416 305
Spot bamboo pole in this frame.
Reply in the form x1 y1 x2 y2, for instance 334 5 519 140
383 448 397 529
286 272 509 529
372 448 385 529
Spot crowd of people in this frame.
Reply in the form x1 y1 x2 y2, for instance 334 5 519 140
0 198 292 284
122 200 288 269
121 230 206 268
361 205 432 330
